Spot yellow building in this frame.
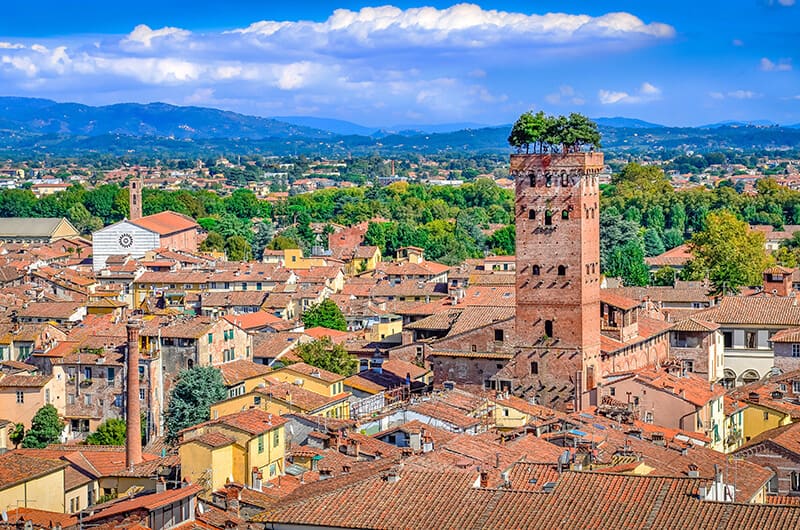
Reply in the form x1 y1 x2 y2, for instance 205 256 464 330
345 246 382 277
0 452 68 513
269 362 346 398
369 314 403 343
741 400 795 444
283 249 328 270
487 394 563 431
211 376 350 420
179 408 287 493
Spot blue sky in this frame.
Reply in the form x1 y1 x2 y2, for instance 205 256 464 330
1 1 798 126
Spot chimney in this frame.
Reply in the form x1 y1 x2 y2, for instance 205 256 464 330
225 483 242 518
156 478 166 493
126 318 143 468
479 469 489 488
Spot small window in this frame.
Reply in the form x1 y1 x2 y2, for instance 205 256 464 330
544 211 553 226
544 320 553 338
503 408 509 417
139 389 145 401
258 434 265 453
792 471 800 492
532 265 541 276
106 367 115 382
471 344 477 352
274 429 280 448
529 175 536 187
530 362 538 375
16 391 24 404
561 209 569 220
494 329 504 342
545 175 552 187
528 209 536 220
557 265 566 276
793 381 800 394
723 332 733 348
610 387 616 396
561 174 569 187
792 344 800 358
208 333 213 344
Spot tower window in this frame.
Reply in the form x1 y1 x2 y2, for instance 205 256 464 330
545 175 552 187
545 211 553 226
557 265 567 276
530 175 536 187
561 174 569 186
561 209 569 220
532 265 540 276
528 209 536 220
544 320 553 337
531 362 539 375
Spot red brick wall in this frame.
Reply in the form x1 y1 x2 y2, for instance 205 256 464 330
160 228 199 253
513 153 603 408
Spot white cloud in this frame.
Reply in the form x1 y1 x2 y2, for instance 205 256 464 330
732 39 744 46
546 85 585 105
708 90 761 100
598 82 661 104
122 24 190 49
0 4 676 122
760 57 793 72
709 91 725 100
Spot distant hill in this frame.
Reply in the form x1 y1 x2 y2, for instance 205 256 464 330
272 116 378 136
698 120 779 129
594 117 664 129
0 97 331 139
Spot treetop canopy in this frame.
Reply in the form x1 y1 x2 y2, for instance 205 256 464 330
508 111 601 154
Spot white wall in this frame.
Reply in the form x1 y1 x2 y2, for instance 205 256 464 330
92 221 160 271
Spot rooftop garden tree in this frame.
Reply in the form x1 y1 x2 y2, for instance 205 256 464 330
508 111 601 154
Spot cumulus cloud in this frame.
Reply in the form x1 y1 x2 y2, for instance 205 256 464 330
760 57 793 71
598 82 661 104
545 85 585 105
0 4 675 122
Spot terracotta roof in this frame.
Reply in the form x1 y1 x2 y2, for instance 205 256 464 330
408 401 481 430
600 291 641 311
129 211 199 236
382 359 430 380
0 452 67 489
770 326 800 343
671 318 720 333
694 296 800 326
183 408 288 437
303 327 351 343
278 362 344 383
627 368 725 407
222 311 282 330
84 484 203 523
17 301 83 319
0 374 52 388
737 420 800 457
256 378 349 413
218 360 271 386
5 508 77 528
191 431 237 448
200 291 268 307
645 243 693 267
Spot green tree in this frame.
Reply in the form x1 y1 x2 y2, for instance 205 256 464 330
296 337 359 376
251 221 275 260
9 423 24 448
643 228 666 257
507 111 547 154
200 231 225 252
486 225 515 255
302 299 347 331
600 211 641 270
67 203 103 234
605 241 649 286
267 235 301 250
662 228 684 250
688 210 769 295
86 418 127 446
22 404 64 448
165 366 227 444
651 266 677 286
225 235 252 261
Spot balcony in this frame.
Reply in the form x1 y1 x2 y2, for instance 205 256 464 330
79 379 93 388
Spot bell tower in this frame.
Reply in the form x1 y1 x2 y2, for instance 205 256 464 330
129 175 143 221
513 152 603 410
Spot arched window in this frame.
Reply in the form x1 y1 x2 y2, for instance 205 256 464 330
586 208 590 219
741 369 759 385
545 211 553 226
187 358 194 369
530 175 536 187
545 175 552 187
586 265 591 274
532 265 541 276
561 209 569 220
544 320 553 337
529 209 536 220
590 208 595 219
557 265 567 276
561 174 569 187
591 263 596 274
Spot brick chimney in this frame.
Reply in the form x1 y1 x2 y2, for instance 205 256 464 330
126 318 143 468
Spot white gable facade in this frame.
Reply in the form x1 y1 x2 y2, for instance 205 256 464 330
92 220 160 271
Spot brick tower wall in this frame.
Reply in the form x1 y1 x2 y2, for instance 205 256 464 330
129 176 143 221
513 152 603 410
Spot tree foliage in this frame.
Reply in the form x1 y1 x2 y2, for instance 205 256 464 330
296 337 359 376
86 418 127 446
302 299 347 331
165 366 227 444
9 423 24 448
605 241 650 286
687 210 770 295
22 404 64 448
508 111 600 153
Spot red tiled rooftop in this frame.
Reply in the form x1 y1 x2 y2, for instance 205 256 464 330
130 211 199 236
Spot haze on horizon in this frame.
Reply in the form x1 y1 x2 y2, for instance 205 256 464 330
0 1 798 128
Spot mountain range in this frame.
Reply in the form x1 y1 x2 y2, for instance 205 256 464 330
0 97 799 158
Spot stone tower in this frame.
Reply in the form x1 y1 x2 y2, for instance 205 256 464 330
513 152 603 410
129 175 143 221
